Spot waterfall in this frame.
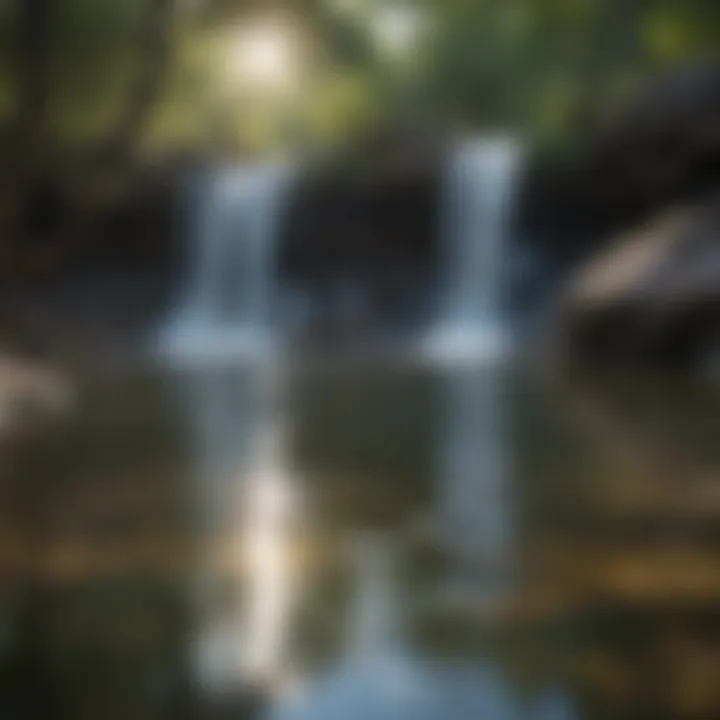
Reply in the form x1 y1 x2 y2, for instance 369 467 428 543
425 138 522 361
161 162 293 361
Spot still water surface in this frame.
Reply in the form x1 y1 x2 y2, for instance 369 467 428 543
2 360 720 719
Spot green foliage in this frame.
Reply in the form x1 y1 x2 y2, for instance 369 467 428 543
2 0 718 158
51 0 151 146
0 0 163 147
395 0 718 146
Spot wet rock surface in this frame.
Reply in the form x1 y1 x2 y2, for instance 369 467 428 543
550 199 720 372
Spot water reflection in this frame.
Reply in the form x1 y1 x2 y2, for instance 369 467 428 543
186 365 299 700
346 536 402 661
272 536 422 720
2 361 719 718
439 364 513 603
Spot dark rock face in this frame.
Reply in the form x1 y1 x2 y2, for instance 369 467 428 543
278 129 447 342
2 158 196 359
585 61 720 214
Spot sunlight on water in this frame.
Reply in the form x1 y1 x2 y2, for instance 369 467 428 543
189 363 299 698
241 418 297 683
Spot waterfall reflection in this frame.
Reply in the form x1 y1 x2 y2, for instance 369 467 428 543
346 536 402 661
185 365 299 700
439 362 513 603
174 361 581 720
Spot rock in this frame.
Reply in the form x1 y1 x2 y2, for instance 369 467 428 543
515 61 720 319
586 60 720 214
550 199 720 372
567 212 691 305
278 126 446 340
0 357 73 436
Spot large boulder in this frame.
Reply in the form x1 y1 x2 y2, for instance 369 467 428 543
584 60 720 217
515 61 720 319
550 198 720 372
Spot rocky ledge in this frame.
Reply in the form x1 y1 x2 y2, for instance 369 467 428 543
551 197 720 373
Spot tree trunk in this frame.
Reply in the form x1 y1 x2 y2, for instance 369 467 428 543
35 0 177 279
98 0 177 168
0 0 56 280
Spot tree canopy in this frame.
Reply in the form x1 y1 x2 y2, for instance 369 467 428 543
0 0 718 169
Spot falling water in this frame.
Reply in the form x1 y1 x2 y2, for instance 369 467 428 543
425 138 522 361
161 163 293 361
